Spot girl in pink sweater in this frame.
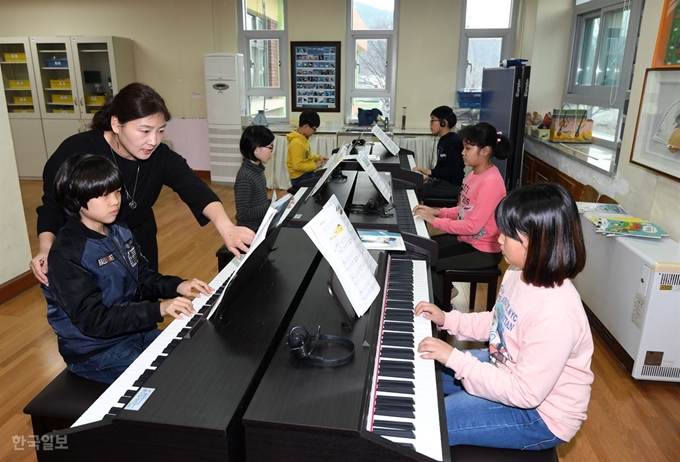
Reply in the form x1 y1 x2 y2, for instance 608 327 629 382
413 122 510 303
416 183 594 450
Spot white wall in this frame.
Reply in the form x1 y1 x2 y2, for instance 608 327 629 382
0 89 32 283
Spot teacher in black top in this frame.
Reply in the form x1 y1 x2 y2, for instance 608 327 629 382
30 83 255 285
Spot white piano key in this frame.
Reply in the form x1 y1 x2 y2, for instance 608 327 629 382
405 189 429 238
72 259 239 428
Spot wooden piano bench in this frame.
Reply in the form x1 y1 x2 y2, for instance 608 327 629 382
23 368 108 437
442 265 502 313
451 445 558 461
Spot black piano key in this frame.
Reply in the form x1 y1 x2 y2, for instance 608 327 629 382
132 369 155 388
380 347 415 360
380 359 414 370
108 407 123 416
382 333 414 348
374 407 415 419
373 419 416 431
372 426 416 440
118 396 132 405
178 327 191 337
385 301 413 309
162 338 182 354
123 389 136 398
376 395 415 407
383 321 414 333
185 318 199 327
397 443 416 450
372 427 416 439
150 356 165 368
377 368 415 379
385 310 414 322
377 379 415 394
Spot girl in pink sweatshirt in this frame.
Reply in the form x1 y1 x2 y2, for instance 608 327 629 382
413 122 510 302
416 183 594 450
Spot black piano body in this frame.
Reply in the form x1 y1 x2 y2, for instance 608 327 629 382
243 255 451 462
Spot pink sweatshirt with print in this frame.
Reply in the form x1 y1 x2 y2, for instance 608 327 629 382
441 267 594 442
432 165 506 253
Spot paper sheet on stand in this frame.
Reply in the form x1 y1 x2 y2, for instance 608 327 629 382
371 124 400 155
356 150 393 204
303 195 379 317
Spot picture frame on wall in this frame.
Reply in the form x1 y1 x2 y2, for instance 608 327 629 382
290 41 340 113
653 0 680 68
630 68 680 181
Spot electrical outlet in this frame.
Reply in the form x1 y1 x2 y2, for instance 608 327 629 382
631 293 646 329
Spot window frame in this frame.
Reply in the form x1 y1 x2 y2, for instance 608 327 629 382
237 0 290 122
562 0 643 150
344 0 400 123
456 0 519 92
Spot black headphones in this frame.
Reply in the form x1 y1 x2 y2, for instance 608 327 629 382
64 154 97 214
287 326 355 367
438 107 455 127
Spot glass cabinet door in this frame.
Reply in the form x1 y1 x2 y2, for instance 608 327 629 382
29 36 79 119
0 37 40 119
71 37 114 121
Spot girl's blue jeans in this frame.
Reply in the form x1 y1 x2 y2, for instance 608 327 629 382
68 329 161 384
443 349 564 450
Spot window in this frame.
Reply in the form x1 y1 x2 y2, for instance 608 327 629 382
456 0 518 92
564 0 643 147
238 0 288 121
345 0 399 123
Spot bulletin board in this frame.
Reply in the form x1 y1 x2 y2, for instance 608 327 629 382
653 0 680 67
290 41 341 112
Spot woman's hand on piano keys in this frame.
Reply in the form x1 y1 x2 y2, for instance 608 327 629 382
415 301 445 326
417 337 454 365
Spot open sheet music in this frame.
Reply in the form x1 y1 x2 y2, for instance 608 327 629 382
356 150 393 204
371 124 400 155
308 144 348 198
303 195 380 317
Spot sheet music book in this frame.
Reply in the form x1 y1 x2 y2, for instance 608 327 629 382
307 144 349 198
371 124 400 156
356 150 393 204
303 195 380 317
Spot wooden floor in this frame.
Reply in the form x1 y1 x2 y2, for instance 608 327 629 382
1 180 679 461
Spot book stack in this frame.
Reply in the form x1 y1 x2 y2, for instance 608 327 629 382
576 202 669 239
586 216 669 239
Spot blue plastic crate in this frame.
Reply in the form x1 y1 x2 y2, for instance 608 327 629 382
46 58 68 68
457 90 481 108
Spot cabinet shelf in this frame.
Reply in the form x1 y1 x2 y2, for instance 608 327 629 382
38 50 67 53
41 66 70 70
1 61 27 64
4 87 31 91
80 49 108 53
7 103 34 106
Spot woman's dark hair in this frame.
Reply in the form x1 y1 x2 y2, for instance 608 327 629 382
495 183 586 288
239 125 275 161
458 122 512 160
54 153 123 219
430 105 457 129
91 83 171 130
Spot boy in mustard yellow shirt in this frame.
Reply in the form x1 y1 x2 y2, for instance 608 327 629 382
286 110 328 188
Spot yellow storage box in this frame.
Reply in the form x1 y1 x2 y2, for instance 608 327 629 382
54 109 74 114
49 79 71 89
85 95 106 105
4 52 26 62
13 96 33 104
51 94 74 104
8 79 29 88
12 109 35 113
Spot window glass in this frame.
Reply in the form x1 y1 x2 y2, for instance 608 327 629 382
245 0 284 30
594 8 629 87
349 97 391 121
576 16 599 86
352 0 394 30
248 96 287 118
248 39 280 89
465 38 502 89
355 39 387 90
587 106 619 142
465 0 512 29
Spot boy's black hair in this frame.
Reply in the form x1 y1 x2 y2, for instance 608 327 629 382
458 122 512 160
298 110 320 129
495 183 586 288
430 106 457 129
54 153 123 219
239 125 275 162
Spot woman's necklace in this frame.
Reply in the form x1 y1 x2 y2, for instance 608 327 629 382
109 145 140 210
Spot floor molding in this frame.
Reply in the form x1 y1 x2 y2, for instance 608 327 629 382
0 271 37 305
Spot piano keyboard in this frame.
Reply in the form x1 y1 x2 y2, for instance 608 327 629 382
366 257 444 462
393 189 429 238
71 258 240 428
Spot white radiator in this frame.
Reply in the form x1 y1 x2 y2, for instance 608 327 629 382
574 215 680 382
